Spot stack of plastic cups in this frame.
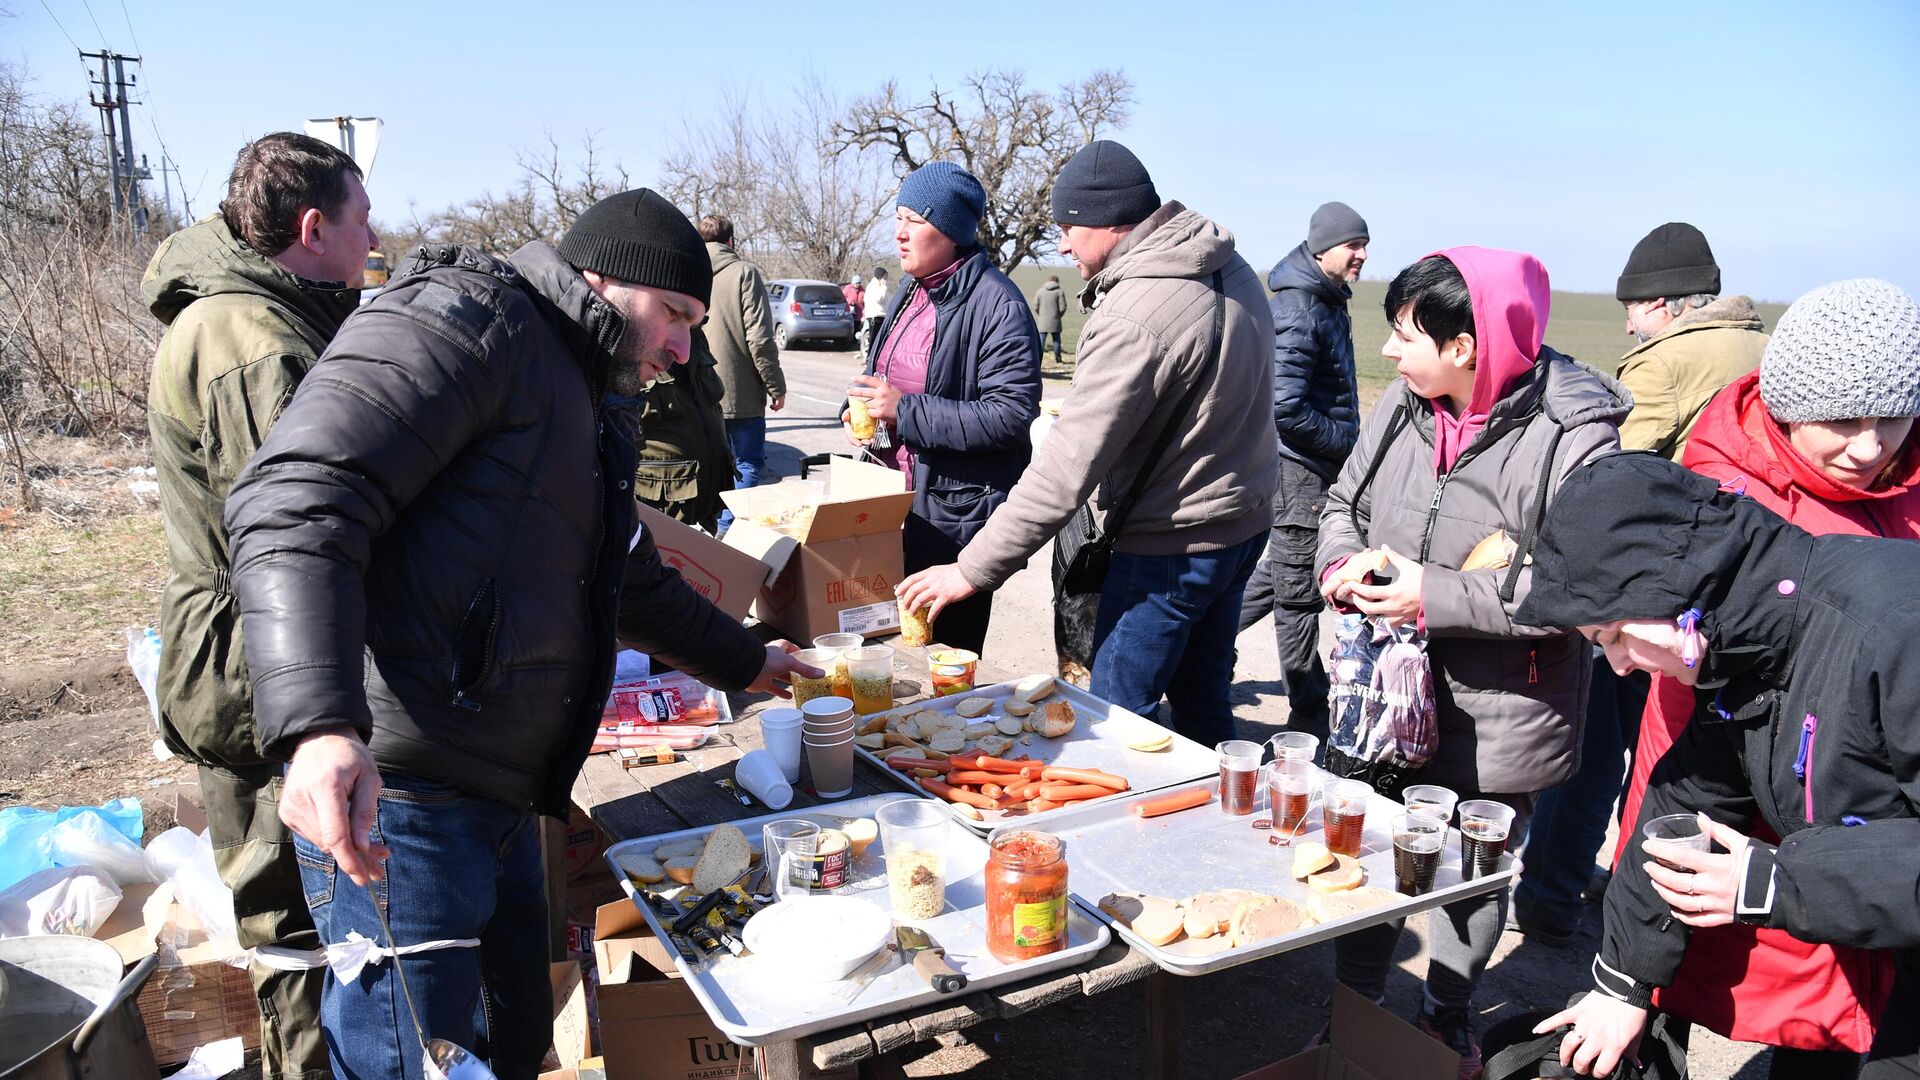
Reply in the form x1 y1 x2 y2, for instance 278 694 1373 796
760 707 805 783
801 696 857 798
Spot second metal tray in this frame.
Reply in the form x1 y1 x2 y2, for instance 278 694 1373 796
1048 776 1520 975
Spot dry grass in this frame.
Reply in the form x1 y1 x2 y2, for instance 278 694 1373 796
0 505 165 667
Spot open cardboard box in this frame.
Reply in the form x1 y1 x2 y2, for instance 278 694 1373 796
592 899 747 1080
1233 984 1459 1080
721 457 913 642
636 502 778 622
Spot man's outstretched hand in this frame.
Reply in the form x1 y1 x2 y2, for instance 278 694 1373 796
280 728 387 885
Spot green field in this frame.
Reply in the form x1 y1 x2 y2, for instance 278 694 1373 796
996 263 1786 398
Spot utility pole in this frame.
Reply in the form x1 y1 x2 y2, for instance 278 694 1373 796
80 49 150 234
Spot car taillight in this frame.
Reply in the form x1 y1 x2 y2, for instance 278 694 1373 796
791 302 802 314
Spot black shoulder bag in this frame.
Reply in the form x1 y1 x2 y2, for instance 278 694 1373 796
1055 271 1227 599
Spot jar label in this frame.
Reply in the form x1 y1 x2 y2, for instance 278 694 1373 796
1011 897 1065 948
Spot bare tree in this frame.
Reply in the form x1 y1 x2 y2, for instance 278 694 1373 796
834 69 1132 272
660 80 892 282
409 131 630 257
0 61 167 475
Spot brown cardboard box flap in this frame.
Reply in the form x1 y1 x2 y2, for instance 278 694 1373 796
720 521 800 580
101 881 241 967
1232 985 1458 1080
635 503 776 622
550 960 590 1068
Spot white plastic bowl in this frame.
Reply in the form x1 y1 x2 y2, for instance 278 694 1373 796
741 895 890 981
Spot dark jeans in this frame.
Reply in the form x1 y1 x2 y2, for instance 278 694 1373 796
1041 330 1062 364
294 773 549 1080
1091 531 1265 747
1514 659 1648 930
718 417 769 532
1237 459 1332 747
1335 791 1537 1012
200 765 331 1080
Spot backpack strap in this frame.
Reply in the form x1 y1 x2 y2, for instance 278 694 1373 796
1499 368 1567 604
1345 390 1413 543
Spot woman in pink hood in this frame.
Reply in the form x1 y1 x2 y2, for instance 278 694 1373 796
1316 248 1630 1075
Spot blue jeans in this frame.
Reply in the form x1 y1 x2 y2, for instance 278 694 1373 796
718 417 769 532
1514 658 1648 929
294 774 549 1080
1091 532 1265 747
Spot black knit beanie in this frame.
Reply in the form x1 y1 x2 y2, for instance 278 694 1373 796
558 189 712 308
1051 140 1160 227
1615 222 1720 302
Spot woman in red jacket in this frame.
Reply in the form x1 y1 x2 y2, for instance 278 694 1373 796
1615 278 1920 1075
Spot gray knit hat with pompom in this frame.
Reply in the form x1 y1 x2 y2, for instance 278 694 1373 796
1760 278 1920 423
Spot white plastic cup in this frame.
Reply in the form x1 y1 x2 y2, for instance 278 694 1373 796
761 708 805 783
736 749 793 810
1402 784 1460 824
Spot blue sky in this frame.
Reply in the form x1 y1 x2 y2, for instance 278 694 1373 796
11 0 1917 301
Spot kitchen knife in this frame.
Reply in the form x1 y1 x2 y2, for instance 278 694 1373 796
895 926 967 993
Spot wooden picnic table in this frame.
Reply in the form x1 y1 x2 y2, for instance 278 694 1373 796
571 637 1166 1079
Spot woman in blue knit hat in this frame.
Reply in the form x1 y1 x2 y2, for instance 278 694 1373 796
843 162 1042 653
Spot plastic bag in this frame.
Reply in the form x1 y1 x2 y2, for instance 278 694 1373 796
142 826 241 959
125 626 173 761
0 799 145 892
1324 613 1438 800
45 809 153 885
0 866 124 937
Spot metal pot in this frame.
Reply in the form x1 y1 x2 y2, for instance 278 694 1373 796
0 935 159 1080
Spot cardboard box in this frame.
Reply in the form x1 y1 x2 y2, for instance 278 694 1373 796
637 502 778 622
101 880 258 1066
593 899 747 1080
561 803 611 882
722 458 914 642
1233 984 1458 1080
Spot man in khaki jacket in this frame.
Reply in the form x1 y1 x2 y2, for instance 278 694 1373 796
144 132 377 1080
698 215 784 528
1613 222 1768 461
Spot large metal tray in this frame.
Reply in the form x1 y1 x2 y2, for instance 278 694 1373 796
855 678 1218 833
1049 776 1520 976
601 792 1110 1046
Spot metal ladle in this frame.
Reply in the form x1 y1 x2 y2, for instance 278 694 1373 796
367 884 498 1080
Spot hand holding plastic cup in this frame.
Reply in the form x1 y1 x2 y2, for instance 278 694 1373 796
735 749 793 810
762 820 820 902
1642 813 1710 871
1402 784 1459 824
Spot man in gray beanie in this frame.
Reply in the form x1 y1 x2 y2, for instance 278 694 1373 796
1236 201 1369 749
225 188 816 1078
1510 220 1771 947
898 141 1278 746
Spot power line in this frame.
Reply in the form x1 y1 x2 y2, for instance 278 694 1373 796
36 0 82 51
77 0 111 45
116 0 188 219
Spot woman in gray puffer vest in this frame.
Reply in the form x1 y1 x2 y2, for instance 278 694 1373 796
1314 247 1628 1073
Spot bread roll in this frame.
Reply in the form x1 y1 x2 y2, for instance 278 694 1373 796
1290 841 1336 880
1305 854 1366 894
1228 896 1312 947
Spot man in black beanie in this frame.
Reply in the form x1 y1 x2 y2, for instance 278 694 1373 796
225 188 816 1079
900 140 1279 746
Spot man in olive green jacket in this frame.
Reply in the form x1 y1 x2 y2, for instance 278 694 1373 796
618 327 733 531
144 133 376 1080
696 215 784 528
1614 222 1769 461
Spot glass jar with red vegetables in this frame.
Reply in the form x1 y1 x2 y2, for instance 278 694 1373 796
984 827 1068 963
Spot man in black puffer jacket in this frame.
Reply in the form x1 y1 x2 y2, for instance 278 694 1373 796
226 190 813 1080
1237 201 1367 747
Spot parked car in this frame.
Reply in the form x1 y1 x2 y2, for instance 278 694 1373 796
765 279 857 349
